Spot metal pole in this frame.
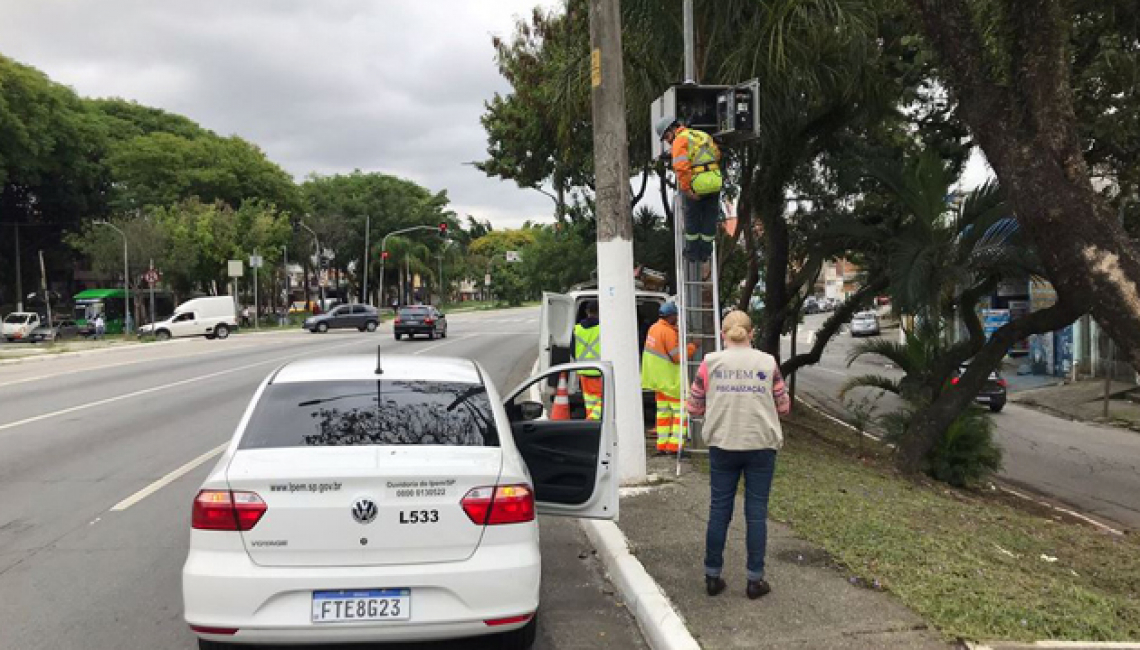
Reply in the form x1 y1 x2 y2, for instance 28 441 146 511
1104 338 1113 418
299 223 324 310
253 249 259 330
123 233 130 337
363 214 370 305
283 244 290 314
589 0 647 483
148 259 156 339
405 253 411 304
14 223 23 312
682 0 696 83
438 254 444 305
38 250 52 327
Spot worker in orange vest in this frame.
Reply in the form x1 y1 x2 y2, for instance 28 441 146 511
656 116 722 262
641 302 697 454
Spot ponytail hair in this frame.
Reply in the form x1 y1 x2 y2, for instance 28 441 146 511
722 310 753 344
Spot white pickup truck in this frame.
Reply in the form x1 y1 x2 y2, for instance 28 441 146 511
3 312 42 342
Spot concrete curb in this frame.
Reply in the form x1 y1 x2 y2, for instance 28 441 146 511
580 519 701 650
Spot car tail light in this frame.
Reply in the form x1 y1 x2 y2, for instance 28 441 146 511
461 485 535 525
424 318 434 325
950 377 960 385
394 317 401 324
997 378 1008 388
192 490 267 531
189 625 238 636
485 613 534 627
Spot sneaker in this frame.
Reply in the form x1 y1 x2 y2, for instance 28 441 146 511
746 579 771 600
706 576 727 597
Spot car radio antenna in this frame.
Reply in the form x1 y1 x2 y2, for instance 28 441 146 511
375 344 384 375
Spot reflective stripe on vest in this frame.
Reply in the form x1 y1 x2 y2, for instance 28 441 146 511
684 129 722 196
574 323 602 377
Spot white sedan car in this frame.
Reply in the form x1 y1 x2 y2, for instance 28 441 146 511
183 355 617 649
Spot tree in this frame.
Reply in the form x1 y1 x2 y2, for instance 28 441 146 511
908 0 1140 378
301 171 455 303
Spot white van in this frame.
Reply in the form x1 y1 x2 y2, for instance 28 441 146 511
139 296 238 341
539 289 668 420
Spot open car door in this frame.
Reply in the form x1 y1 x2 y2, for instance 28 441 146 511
539 292 575 375
503 361 618 520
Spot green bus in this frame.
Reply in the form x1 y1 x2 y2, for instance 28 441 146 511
74 288 128 335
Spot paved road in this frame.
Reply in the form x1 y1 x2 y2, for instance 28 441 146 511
785 313 1140 530
0 308 645 650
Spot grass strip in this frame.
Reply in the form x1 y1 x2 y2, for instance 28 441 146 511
768 407 1140 642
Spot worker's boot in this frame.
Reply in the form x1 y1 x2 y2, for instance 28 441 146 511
746 579 771 600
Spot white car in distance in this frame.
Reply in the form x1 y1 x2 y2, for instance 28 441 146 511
182 354 617 650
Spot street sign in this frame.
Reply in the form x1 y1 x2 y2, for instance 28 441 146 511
142 268 161 285
484 274 492 287
249 254 263 268
505 251 521 263
227 260 243 277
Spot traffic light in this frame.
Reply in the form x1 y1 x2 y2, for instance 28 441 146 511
380 250 389 261
438 222 448 239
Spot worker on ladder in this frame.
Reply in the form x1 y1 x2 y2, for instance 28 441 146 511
642 301 697 454
573 301 603 420
656 115 722 262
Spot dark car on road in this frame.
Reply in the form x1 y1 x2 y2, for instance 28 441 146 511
303 304 379 333
394 305 447 340
29 319 81 343
952 363 1008 412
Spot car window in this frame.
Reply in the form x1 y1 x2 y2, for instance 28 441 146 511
4 314 29 324
399 307 429 317
174 312 195 322
239 380 500 449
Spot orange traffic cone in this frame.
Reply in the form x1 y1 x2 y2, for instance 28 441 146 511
551 372 571 420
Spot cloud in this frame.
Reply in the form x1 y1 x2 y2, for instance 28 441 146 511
0 0 558 228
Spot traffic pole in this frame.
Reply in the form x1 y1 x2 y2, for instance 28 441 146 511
588 0 647 483
253 249 259 330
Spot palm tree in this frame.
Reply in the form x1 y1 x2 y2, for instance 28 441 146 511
384 236 433 305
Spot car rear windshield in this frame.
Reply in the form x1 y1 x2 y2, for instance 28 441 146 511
239 380 499 449
398 307 430 316
4 314 30 324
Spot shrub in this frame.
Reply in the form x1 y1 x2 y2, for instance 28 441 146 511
925 406 1002 487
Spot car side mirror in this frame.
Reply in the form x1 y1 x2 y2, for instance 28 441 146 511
518 401 545 421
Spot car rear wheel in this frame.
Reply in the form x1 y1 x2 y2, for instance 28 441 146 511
427 330 435 341
197 639 233 650
497 615 538 650
317 322 329 333
989 403 1004 413
214 324 230 340
441 327 447 339
394 332 402 340
155 330 171 341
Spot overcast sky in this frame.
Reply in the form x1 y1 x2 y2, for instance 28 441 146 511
0 0 563 228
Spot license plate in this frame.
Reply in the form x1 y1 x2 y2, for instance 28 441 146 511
312 589 411 623
976 396 991 403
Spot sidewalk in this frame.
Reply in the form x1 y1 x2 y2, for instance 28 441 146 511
1011 378 1140 431
616 454 953 650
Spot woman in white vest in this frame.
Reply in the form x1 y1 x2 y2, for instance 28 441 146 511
688 310 790 600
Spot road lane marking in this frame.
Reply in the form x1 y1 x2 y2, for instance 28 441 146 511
110 442 229 511
0 341 277 389
0 339 363 434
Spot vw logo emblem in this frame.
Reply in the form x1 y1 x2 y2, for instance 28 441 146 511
351 498 378 524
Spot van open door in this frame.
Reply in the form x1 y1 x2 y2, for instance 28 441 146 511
502 362 618 520
539 292 575 376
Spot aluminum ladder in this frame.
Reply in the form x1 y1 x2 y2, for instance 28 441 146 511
671 196 722 475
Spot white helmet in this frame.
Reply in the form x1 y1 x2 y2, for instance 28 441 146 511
655 115 678 140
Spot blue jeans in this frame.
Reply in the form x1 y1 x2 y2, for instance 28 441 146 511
704 447 777 582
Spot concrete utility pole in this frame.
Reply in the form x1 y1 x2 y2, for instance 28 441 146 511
588 0 647 483
38 250 52 326
363 214 371 305
15 223 23 312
